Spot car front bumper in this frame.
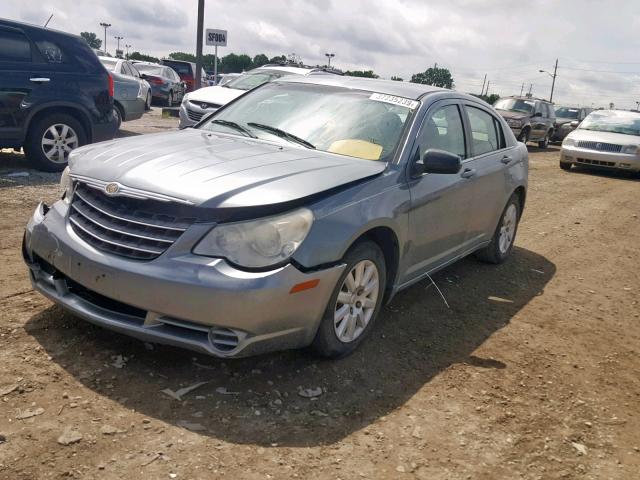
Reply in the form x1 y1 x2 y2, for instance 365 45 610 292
561 146 640 172
178 102 218 129
23 201 345 358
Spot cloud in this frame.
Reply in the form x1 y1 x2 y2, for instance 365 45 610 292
3 0 639 108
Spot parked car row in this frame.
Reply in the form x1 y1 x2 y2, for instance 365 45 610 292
131 61 186 106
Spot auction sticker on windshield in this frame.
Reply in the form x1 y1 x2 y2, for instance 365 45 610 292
370 93 419 110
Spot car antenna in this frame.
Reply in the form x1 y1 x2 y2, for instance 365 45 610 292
425 272 450 309
43 14 53 28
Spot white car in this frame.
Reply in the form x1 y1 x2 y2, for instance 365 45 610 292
179 65 332 128
560 110 640 174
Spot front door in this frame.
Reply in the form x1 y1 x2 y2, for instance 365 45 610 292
404 101 475 281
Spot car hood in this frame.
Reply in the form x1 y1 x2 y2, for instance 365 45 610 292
567 129 640 145
556 118 576 126
496 110 530 121
68 130 386 209
187 85 245 106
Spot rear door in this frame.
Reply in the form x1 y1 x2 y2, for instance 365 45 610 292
405 100 476 280
531 101 546 140
462 103 515 245
0 25 35 145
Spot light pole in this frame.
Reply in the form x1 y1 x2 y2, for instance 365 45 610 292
114 36 123 56
124 44 131 59
325 53 335 67
99 22 111 53
539 58 558 103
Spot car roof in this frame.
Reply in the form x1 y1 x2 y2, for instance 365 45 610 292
503 95 551 103
275 74 449 100
0 17 80 41
252 65 316 76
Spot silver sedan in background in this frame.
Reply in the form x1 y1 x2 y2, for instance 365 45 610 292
560 110 640 173
98 57 150 129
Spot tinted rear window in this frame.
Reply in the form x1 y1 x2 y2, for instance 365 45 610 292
0 29 31 62
162 61 192 75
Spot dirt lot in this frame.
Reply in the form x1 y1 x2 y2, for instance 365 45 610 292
1 111 639 480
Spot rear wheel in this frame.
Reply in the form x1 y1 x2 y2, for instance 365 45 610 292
24 113 86 172
145 91 151 110
475 194 521 264
517 128 530 144
311 241 386 358
538 131 550 149
165 90 174 107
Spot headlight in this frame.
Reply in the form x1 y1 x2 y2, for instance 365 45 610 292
562 137 576 147
193 208 314 268
60 167 73 204
507 119 522 127
181 92 190 105
621 145 638 155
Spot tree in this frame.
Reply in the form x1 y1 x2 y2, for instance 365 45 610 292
470 93 500 105
168 52 196 62
344 70 379 78
391 76 403 81
252 54 270 68
269 55 287 64
128 51 159 63
410 66 454 89
80 32 101 49
219 53 253 73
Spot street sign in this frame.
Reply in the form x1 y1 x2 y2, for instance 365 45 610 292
206 29 227 46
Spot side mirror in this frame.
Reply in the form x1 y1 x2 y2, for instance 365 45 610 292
412 149 462 177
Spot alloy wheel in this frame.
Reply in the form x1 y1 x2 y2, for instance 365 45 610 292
499 203 518 254
334 259 379 343
41 123 79 163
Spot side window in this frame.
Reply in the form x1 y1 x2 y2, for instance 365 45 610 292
493 117 506 149
466 106 500 156
416 104 466 159
121 62 132 76
0 30 31 62
34 40 65 64
129 63 140 77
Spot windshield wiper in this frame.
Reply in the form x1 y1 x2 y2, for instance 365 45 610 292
247 122 315 149
210 119 256 138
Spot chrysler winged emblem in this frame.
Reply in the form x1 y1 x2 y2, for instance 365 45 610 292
105 182 120 195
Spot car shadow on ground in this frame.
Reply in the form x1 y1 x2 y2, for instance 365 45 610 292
526 144 561 154
564 165 639 182
0 150 61 188
26 246 555 447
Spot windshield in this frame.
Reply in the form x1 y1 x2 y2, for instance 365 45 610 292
163 61 191 76
224 71 289 91
494 98 534 114
579 111 640 136
555 107 579 119
99 58 118 71
134 64 164 76
199 82 417 162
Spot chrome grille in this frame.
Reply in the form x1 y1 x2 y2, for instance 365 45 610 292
69 183 196 260
186 106 204 122
577 158 616 167
576 140 622 153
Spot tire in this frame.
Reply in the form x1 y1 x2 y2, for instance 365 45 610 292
311 240 387 358
113 105 123 131
145 91 151 110
165 91 173 107
560 161 572 171
538 132 550 149
23 113 87 172
475 193 521 264
517 128 530 144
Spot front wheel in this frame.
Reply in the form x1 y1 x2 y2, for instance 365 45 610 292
475 194 521 264
311 241 386 358
24 113 87 172
165 91 174 107
517 128 530 144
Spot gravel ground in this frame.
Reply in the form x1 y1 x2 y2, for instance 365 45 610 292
1 111 639 479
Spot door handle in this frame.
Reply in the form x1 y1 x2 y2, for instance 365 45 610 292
501 156 512 164
460 168 476 179
30 77 50 83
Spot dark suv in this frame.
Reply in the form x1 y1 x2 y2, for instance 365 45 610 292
494 96 555 148
0 19 118 171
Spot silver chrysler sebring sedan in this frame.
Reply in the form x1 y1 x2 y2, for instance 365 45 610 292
23 75 528 359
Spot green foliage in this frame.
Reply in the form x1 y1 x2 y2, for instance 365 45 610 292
344 70 379 78
128 51 160 63
470 93 500 105
252 54 270 68
391 76 403 81
80 32 101 49
410 67 454 89
269 55 287 64
168 52 196 62
219 53 253 73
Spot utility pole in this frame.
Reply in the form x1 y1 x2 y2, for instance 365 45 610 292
124 44 131 59
480 74 486 96
539 59 558 102
485 80 490 96
99 22 111 53
195 0 205 89
635 101 639 111
325 53 335 67
114 36 123 56
520 83 524 96
528 83 533 96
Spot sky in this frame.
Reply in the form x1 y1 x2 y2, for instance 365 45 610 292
4 0 640 109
